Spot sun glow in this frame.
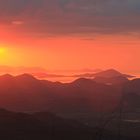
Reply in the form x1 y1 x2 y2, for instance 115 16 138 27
0 47 8 65
0 47 6 54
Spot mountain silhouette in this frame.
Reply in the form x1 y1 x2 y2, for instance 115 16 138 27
71 69 134 84
125 78 140 95
94 75 129 85
0 71 139 139
0 73 122 113
0 72 138 113
93 69 134 78
122 78 140 111
0 71 140 133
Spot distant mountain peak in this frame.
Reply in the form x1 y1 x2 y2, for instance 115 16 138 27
16 73 37 80
0 74 14 80
72 78 95 85
97 69 122 76
0 74 13 78
73 78 92 82
94 69 134 78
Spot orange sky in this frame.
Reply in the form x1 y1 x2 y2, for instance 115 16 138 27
0 33 140 75
0 0 140 76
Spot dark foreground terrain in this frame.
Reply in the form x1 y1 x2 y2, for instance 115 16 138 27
0 108 139 140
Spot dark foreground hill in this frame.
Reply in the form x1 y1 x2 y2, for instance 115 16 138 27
0 108 95 140
0 108 139 140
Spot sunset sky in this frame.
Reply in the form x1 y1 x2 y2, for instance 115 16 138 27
0 0 140 76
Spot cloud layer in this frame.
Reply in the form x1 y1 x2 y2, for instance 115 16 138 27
0 0 140 37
